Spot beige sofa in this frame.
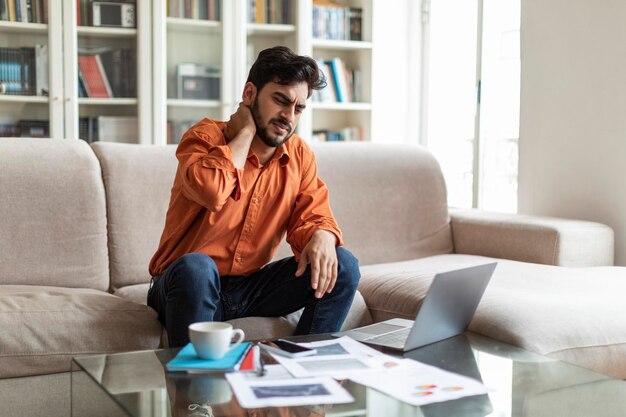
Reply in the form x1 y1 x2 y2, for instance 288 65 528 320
1 137 625 387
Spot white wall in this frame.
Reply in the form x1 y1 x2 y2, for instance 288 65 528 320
371 1 421 143
518 0 626 264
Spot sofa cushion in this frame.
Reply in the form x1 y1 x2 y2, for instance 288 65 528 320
359 254 626 379
273 143 454 265
114 284 373 341
91 142 178 290
0 285 162 378
0 138 109 290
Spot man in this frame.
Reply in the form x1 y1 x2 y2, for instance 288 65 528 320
148 46 360 347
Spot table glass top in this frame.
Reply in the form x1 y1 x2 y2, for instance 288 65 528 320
71 332 626 417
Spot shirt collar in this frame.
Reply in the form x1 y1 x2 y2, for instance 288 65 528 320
275 144 290 166
246 143 290 167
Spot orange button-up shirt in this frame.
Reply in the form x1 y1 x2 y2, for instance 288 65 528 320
149 118 343 277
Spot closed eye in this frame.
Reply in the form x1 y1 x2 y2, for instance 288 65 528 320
273 92 306 113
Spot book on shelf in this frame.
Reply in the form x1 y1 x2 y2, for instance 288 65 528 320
18 119 48 137
0 0 48 23
312 0 362 41
166 342 252 373
348 7 362 41
34 44 48 96
0 123 20 137
0 0 8 21
79 117 99 142
168 0 221 21
77 73 87 97
77 48 136 98
0 119 49 137
79 116 138 143
327 57 349 102
312 126 363 143
76 0 80 25
248 0 290 24
314 59 337 103
99 48 136 97
313 57 361 104
15 0 23 22
77 54 112 98
0 46 47 96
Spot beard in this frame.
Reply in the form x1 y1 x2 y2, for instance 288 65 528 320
251 98 294 148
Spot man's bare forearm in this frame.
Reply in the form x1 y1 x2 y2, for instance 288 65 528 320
227 127 255 169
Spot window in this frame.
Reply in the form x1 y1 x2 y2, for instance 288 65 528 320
423 0 520 213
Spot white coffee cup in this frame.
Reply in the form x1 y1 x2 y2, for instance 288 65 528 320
188 322 245 360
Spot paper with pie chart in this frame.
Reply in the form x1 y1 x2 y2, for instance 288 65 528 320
349 359 488 406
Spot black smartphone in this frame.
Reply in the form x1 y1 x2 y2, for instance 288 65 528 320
260 339 317 358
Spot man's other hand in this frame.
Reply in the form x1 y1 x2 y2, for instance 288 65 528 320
295 230 338 299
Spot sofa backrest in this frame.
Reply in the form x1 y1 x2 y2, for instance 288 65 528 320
0 138 109 290
92 141 453 291
273 143 454 264
91 142 177 291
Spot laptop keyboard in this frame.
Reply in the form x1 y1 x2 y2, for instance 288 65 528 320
368 327 411 347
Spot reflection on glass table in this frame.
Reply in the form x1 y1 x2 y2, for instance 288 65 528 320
71 332 626 417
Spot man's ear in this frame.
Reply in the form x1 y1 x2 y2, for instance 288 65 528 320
242 82 256 106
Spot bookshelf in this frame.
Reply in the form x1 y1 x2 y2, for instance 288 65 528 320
0 0 150 142
153 0 227 145
307 0 373 143
64 0 151 144
152 0 373 145
1 0 375 144
0 4 63 138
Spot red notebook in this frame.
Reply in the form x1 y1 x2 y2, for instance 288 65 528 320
238 345 257 371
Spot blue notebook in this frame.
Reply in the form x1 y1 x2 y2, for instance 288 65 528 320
167 342 252 372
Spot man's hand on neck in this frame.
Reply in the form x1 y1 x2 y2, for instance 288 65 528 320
224 102 256 169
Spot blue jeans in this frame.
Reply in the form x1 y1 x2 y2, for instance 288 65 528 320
147 247 360 347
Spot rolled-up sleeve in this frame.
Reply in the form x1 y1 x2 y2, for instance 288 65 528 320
176 126 242 211
286 153 343 258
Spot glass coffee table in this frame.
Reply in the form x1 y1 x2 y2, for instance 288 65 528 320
71 332 626 417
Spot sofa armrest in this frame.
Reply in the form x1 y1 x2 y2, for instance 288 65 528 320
450 209 614 266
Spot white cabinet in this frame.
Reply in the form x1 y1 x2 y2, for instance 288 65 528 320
153 0 374 146
62 0 152 144
1 0 374 144
0 0 151 143
0 6 63 139
153 0 229 146
305 0 374 143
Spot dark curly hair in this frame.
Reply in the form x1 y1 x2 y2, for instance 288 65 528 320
246 46 327 97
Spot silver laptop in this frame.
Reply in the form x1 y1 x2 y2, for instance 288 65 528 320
334 262 497 351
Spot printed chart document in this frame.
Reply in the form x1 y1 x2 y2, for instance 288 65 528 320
271 336 417 379
225 372 353 408
350 359 488 406
269 337 488 406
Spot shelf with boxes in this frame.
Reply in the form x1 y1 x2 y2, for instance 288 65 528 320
152 0 224 145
